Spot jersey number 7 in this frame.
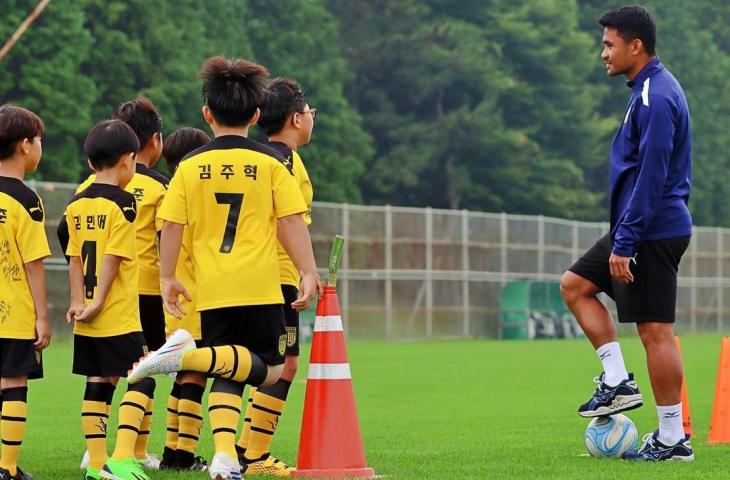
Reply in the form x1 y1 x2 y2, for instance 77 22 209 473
215 192 244 254
81 240 97 299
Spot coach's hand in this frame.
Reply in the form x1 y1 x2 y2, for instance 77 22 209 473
293 273 325 311
609 253 634 284
162 276 191 319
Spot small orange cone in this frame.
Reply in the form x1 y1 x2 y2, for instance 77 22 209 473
674 336 694 436
708 337 730 444
292 286 375 478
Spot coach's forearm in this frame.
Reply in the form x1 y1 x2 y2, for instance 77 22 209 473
160 221 184 279
278 214 317 275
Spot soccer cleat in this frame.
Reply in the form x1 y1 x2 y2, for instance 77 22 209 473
241 453 294 477
80 450 90 469
621 431 694 461
159 448 176 470
85 467 102 480
137 454 161 470
208 453 242 480
127 329 195 384
0 467 34 480
578 372 643 417
100 458 151 480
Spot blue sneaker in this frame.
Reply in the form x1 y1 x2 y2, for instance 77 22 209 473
578 372 643 417
621 431 694 461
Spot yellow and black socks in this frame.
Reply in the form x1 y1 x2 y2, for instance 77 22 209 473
111 378 155 460
235 387 257 456
162 382 181 465
133 393 155 459
208 379 244 459
81 382 116 471
243 379 292 463
182 346 268 384
0 387 28 475
175 382 205 468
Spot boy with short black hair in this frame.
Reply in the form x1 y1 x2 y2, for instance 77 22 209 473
236 77 316 476
0 105 51 480
65 119 155 480
128 56 323 480
158 127 210 472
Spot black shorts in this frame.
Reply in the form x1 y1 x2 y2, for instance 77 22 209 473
139 295 166 351
200 305 286 366
73 332 147 377
282 285 300 356
568 234 690 323
0 339 42 379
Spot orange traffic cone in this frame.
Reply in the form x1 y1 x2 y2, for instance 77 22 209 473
708 337 730 443
673 336 694 436
292 286 375 478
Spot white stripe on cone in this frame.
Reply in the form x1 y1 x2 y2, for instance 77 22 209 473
314 315 344 332
308 363 352 380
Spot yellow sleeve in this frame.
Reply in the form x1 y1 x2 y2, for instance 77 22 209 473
158 166 187 225
271 159 307 219
65 208 80 257
154 185 166 231
106 206 137 260
16 200 51 264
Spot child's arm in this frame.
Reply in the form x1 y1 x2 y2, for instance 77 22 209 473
159 220 190 319
74 254 122 323
24 258 51 350
66 256 85 323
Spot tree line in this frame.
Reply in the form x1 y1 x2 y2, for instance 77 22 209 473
2 0 729 226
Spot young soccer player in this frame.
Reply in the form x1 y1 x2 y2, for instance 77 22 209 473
127 56 323 480
65 120 155 480
62 98 167 470
0 105 51 480
158 127 210 472
236 78 315 476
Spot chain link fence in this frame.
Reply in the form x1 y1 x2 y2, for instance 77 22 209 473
33 181 730 340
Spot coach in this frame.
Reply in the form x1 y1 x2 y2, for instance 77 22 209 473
560 5 694 462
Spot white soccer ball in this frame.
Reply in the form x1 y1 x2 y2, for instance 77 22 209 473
585 414 638 458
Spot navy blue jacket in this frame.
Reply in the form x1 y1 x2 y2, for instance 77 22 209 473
610 58 692 257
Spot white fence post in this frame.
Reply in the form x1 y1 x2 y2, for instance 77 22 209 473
342 203 350 335
719 227 724 332
385 205 393 340
426 207 433 339
500 212 508 285
690 236 697 333
462 209 470 337
537 215 545 279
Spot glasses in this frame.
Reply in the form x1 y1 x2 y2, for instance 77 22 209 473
299 108 317 119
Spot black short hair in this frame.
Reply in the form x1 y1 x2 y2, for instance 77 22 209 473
258 78 308 136
84 120 140 171
599 5 656 56
200 56 269 127
113 96 163 147
0 105 44 160
162 127 210 174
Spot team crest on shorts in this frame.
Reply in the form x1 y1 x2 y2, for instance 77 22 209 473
142 345 149 356
278 334 287 355
35 351 41 365
286 327 297 347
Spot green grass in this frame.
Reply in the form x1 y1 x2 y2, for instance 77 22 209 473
18 335 730 479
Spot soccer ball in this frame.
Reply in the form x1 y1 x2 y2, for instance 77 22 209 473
585 414 638 458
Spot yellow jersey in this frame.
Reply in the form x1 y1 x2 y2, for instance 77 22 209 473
77 164 168 295
158 135 307 310
0 177 51 340
268 142 313 287
65 183 142 337
164 225 200 339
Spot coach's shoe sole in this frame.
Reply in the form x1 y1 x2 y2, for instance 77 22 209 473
579 394 643 418
127 329 195 383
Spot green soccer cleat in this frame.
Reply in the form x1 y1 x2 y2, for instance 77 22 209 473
84 467 102 480
100 458 150 480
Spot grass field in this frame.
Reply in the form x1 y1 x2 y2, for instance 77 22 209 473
17 334 730 479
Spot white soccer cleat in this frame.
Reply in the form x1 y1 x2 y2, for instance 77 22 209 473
80 450 89 469
127 329 195 384
138 453 161 470
208 453 242 480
